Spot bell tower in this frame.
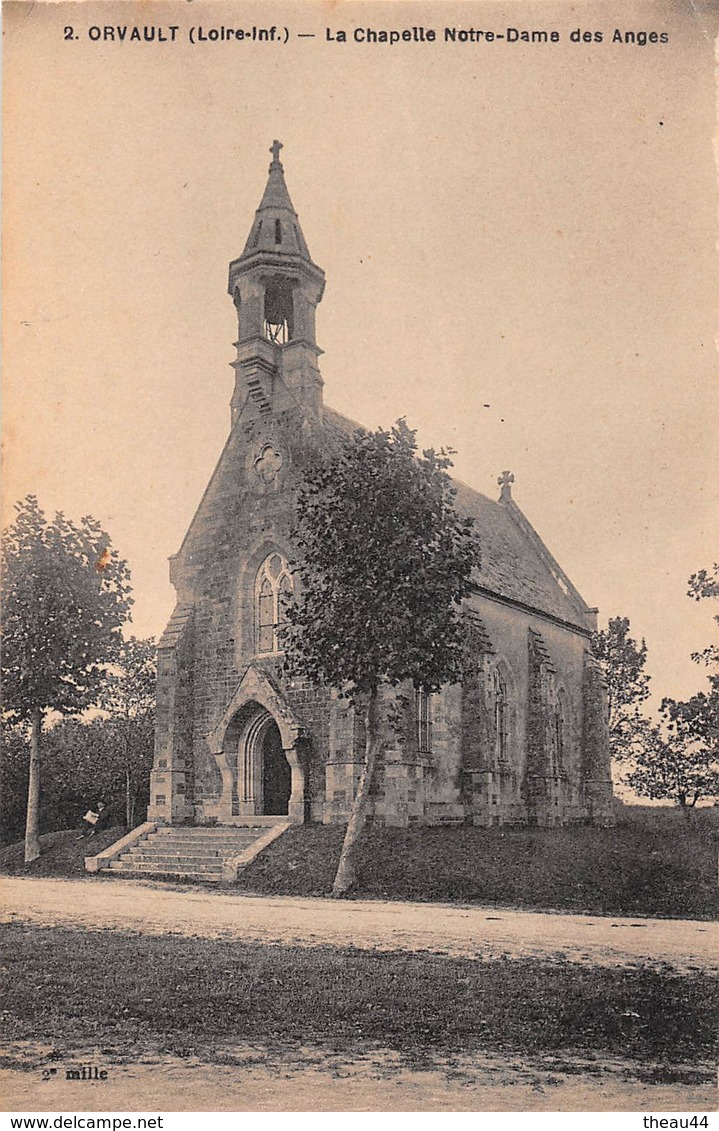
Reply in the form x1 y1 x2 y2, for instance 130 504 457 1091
228 140 326 425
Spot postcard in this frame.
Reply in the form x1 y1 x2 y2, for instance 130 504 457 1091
2 0 717 1117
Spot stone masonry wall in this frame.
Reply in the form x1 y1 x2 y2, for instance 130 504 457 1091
153 378 607 828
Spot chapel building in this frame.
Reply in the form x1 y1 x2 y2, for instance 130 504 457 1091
149 142 614 830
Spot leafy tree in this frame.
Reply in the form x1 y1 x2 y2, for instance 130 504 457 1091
688 562 719 603
1 714 154 845
2 496 132 860
626 709 719 815
627 565 719 814
688 563 719 687
682 563 719 757
591 616 651 762
285 419 481 894
0 724 31 845
98 636 157 827
39 716 152 831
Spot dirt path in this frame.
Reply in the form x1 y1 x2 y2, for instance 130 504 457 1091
2 1045 715 1113
2 875 716 972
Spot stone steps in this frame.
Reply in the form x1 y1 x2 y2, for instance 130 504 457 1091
152 832 265 841
146 838 261 850
109 858 223 876
153 828 266 838
104 823 285 883
143 836 258 845
108 863 224 883
123 851 228 865
154 828 265 833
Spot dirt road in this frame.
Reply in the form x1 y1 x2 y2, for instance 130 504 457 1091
2 1045 714 1112
2 875 716 972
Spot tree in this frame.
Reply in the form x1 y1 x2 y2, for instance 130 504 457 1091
0 723 31 845
688 563 719 689
688 562 719 604
626 708 719 815
683 563 719 756
98 636 157 827
2 496 132 860
1 713 155 844
285 419 481 895
591 616 651 762
627 564 719 814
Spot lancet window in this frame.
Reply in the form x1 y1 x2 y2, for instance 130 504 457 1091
553 688 568 773
255 552 293 654
416 688 433 754
493 666 510 763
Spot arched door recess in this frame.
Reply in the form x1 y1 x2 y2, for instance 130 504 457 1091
208 666 307 824
240 707 292 816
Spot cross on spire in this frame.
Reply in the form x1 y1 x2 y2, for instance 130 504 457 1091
498 470 515 501
270 139 283 165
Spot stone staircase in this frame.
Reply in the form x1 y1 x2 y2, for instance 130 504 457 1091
102 821 289 883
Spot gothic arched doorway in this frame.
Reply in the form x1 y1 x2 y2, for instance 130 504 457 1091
209 672 307 823
241 708 292 816
260 717 292 815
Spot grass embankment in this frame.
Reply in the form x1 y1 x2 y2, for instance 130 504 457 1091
1 922 715 1076
236 808 718 920
1 809 716 919
0 827 125 878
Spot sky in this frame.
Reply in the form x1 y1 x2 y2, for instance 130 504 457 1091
3 0 718 710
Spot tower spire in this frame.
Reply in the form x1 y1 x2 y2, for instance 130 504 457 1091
239 140 314 262
227 142 326 426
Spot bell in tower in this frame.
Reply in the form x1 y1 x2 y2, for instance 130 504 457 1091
228 141 325 424
263 276 294 344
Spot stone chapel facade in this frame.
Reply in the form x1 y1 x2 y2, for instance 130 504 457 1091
148 141 614 830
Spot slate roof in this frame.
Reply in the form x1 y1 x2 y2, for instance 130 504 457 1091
322 406 593 634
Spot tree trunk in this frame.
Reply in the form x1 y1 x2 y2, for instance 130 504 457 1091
24 707 42 863
125 765 132 830
678 794 696 823
683 793 700 824
332 688 380 897
124 721 132 829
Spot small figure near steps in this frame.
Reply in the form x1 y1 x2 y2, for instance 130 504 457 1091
76 801 111 839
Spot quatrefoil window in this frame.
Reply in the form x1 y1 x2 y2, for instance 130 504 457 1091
253 444 283 484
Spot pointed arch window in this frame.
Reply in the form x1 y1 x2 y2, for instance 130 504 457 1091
554 688 568 773
493 667 510 763
255 552 293 654
416 689 433 754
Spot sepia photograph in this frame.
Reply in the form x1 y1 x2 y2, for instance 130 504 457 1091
2 0 718 1116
